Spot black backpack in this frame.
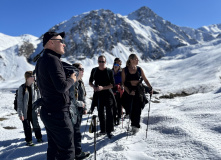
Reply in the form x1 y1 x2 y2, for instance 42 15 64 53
14 84 26 111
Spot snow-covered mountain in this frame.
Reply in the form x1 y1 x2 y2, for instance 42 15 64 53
1 6 221 83
0 33 40 83
198 24 221 37
30 6 219 62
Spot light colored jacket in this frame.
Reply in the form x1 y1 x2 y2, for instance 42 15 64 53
69 80 87 124
17 83 41 128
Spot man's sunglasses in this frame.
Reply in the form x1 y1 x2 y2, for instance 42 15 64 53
98 61 105 63
114 63 120 67
50 39 64 44
78 68 84 71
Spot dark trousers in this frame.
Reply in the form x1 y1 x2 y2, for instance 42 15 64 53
130 96 142 128
22 119 42 142
113 92 122 123
98 91 114 133
74 114 83 156
122 92 142 128
40 108 75 160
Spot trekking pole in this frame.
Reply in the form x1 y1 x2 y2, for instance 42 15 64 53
126 96 133 139
92 115 97 160
82 114 90 139
146 95 152 139
122 106 123 128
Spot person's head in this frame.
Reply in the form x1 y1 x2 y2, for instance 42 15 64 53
24 71 35 84
72 63 84 79
126 54 139 67
98 55 106 69
112 58 122 71
43 31 66 55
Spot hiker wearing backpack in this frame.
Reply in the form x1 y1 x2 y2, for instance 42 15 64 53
69 63 90 160
112 58 124 125
17 71 42 146
35 31 76 160
89 55 116 139
121 54 153 135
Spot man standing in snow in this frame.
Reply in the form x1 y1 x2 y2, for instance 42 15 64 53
35 31 76 160
89 55 115 139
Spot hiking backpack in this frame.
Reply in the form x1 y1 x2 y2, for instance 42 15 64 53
14 84 25 111
13 83 39 111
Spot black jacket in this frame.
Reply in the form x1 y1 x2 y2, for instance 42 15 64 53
36 49 74 112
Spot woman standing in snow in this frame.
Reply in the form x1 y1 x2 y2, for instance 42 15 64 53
17 71 42 146
112 58 124 125
121 54 153 134
69 63 90 160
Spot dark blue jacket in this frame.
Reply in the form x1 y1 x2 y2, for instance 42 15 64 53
36 49 74 112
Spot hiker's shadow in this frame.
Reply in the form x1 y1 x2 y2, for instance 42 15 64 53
0 137 47 160
81 132 126 153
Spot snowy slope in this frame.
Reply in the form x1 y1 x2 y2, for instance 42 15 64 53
198 24 221 37
0 34 40 84
0 33 39 52
0 38 221 159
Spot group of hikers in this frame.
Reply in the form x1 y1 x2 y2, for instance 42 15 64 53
16 31 153 160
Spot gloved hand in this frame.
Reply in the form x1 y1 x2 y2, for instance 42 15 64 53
33 98 43 110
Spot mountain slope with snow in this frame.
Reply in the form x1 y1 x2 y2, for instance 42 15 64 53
30 7 219 62
0 34 40 83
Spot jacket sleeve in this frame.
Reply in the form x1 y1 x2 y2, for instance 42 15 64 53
89 68 95 83
17 85 24 117
73 82 84 108
47 56 75 93
109 69 115 86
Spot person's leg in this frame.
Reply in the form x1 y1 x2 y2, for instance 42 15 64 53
22 119 32 142
98 105 105 133
40 109 75 160
130 95 142 128
30 118 42 140
105 105 114 133
105 93 114 134
74 115 82 155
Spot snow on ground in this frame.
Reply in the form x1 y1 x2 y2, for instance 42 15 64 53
0 39 221 160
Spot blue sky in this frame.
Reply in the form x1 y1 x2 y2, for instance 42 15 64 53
0 0 220 37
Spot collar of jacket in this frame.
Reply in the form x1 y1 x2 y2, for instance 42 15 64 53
44 49 62 59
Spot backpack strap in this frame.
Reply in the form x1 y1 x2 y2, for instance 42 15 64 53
21 84 26 95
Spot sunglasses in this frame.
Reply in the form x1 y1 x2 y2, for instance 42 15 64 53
114 64 120 67
98 61 105 63
50 39 64 44
78 68 84 71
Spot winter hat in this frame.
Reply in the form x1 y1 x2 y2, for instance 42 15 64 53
24 71 33 80
43 31 65 47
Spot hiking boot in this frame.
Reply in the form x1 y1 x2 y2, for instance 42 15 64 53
107 132 114 139
75 151 90 160
26 141 35 146
37 138 43 143
98 131 106 136
131 126 139 135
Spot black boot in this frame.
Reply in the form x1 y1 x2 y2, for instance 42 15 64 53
75 151 90 160
107 132 114 139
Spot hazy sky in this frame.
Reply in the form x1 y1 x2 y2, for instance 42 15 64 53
0 0 220 37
